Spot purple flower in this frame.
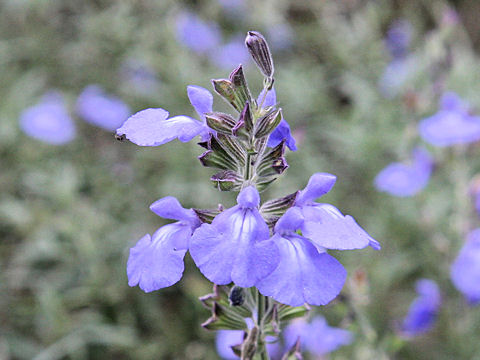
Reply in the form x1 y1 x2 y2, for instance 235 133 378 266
378 57 416 98
284 316 353 356
116 85 213 146
127 196 200 292
216 330 243 360
176 12 221 54
385 20 412 59
256 207 347 306
189 186 279 288
19 92 76 145
401 279 441 336
374 147 433 197
295 173 380 251
419 92 480 147
451 229 480 304
257 87 297 151
210 37 250 70
76 85 131 131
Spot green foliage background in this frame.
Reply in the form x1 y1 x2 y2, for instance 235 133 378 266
2 0 480 359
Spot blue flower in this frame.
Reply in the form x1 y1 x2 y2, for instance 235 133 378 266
116 85 213 146
256 207 347 306
216 330 243 360
257 87 297 151
374 147 433 197
451 229 480 305
419 92 480 147
295 173 380 251
385 20 412 59
189 186 280 288
284 316 353 356
401 279 441 336
19 92 76 145
76 85 131 131
378 57 416 98
176 12 221 55
127 196 200 293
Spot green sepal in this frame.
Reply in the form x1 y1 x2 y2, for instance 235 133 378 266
198 149 237 170
229 65 252 112
216 134 247 167
193 206 223 224
281 339 302 360
212 79 241 112
254 108 282 138
277 304 310 322
211 170 242 191
260 191 299 226
205 112 237 135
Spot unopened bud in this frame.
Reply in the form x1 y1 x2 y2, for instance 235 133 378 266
254 108 282 138
205 112 237 135
245 31 274 78
229 286 246 306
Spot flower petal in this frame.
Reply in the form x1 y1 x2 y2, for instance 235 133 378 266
267 119 297 151
257 87 276 108
300 204 380 250
257 234 346 306
216 330 244 360
19 92 76 145
126 224 189 292
451 229 480 304
116 109 204 146
402 279 441 336
187 85 213 119
295 173 337 206
306 317 353 355
76 85 131 131
150 196 199 227
236 186 260 209
190 208 277 287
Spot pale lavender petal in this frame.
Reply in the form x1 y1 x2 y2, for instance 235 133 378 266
451 229 480 304
150 196 199 227
300 204 379 250
216 330 243 359
190 208 278 287
295 173 337 206
306 316 353 355
176 12 221 54
385 20 412 59
127 224 189 292
257 234 346 306
236 186 260 208
401 279 441 336
257 87 276 108
76 85 131 131
274 207 304 234
19 92 76 145
378 58 412 98
116 109 204 146
419 93 480 147
268 119 297 151
187 85 213 119
375 147 432 197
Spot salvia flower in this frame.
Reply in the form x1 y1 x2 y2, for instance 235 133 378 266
294 173 381 251
450 229 480 304
374 147 433 197
116 85 213 146
211 37 250 70
19 92 76 145
256 207 347 306
189 186 280 288
418 92 480 147
385 20 412 59
176 12 221 55
127 196 200 292
401 279 441 336
284 316 353 356
257 87 297 151
76 85 131 131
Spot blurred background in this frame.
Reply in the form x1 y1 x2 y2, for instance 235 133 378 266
2 0 480 359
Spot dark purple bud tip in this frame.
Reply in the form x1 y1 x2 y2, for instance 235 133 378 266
115 133 126 141
228 286 246 306
245 31 274 78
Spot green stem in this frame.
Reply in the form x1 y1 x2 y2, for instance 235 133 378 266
256 290 269 360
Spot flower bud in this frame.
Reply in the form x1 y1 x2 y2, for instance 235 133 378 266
229 286 246 306
254 108 282 138
211 170 242 191
205 112 237 135
245 31 274 78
